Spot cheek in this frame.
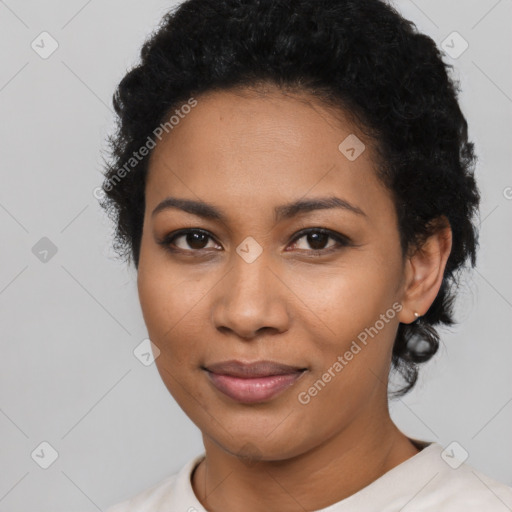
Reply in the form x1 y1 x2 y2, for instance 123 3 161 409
137 245 200 329
137 270 176 339
298 257 400 346
137 259 220 370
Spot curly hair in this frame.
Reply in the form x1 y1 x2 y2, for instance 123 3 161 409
100 0 480 396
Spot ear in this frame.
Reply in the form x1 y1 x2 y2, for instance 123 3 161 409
397 216 453 324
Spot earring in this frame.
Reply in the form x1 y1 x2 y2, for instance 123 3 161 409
414 311 420 321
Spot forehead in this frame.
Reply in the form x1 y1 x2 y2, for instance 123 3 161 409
145 87 392 221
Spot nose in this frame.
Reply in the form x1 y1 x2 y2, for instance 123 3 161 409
211 252 290 340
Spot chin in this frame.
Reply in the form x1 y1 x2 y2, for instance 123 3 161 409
204 421 313 463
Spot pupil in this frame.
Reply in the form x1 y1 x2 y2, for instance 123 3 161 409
308 232 328 250
188 232 208 249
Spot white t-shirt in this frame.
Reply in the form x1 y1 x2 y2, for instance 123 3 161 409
105 441 512 511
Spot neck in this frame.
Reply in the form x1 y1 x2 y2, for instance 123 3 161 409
191 407 420 512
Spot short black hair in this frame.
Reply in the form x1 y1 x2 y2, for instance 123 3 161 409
100 0 480 396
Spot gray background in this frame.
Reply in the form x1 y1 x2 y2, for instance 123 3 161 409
0 0 511 510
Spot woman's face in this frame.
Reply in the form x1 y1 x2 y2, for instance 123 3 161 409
137 86 412 460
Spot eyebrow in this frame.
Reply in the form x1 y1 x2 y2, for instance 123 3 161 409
151 196 367 222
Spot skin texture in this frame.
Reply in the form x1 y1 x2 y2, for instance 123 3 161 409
137 85 452 512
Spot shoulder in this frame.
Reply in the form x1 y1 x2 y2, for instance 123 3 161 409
427 464 512 509
105 473 179 512
397 442 512 511
338 441 512 511
104 453 205 512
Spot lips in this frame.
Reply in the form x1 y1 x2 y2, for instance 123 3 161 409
205 360 306 378
204 360 307 403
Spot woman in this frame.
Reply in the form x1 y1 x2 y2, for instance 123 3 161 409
100 0 512 510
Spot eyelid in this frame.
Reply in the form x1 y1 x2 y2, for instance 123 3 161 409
289 227 351 245
286 228 352 257
158 228 220 252
158 227 352 254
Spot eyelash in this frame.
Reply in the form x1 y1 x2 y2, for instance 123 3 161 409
157 228 352 257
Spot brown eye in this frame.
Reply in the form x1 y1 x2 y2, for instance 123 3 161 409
177 231 210 250
160 229 220 252
301 231 332 250
289 228 351 255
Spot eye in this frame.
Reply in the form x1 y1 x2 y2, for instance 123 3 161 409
158 227 351 256
159 229 220 253
287 228 351 255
